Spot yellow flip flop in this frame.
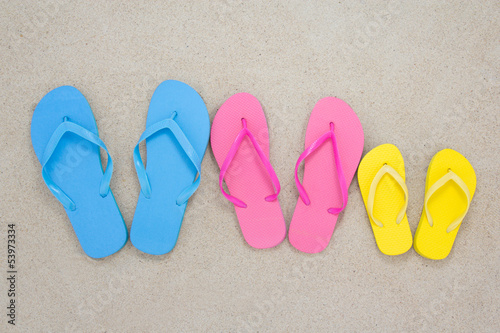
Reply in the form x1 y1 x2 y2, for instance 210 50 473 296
414 149 476 260
358 144 413 255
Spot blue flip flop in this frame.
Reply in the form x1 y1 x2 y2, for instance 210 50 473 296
130 80 210 255
31 86 128 259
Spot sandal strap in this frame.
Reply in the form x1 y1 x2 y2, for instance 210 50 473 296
424 169 471 233
41 117 113 211
294 122 348 215
133 111 202 205
367 164 408 228
218 118 280 208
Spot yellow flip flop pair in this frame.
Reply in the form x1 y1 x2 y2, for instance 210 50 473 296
357 144 476 259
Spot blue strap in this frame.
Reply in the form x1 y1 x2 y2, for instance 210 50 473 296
133 113 202 205
41 119 113 211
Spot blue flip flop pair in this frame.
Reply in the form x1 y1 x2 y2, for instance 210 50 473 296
31 80 210 258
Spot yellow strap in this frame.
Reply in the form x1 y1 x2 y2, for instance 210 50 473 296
424 169 471 233
367 164 408 228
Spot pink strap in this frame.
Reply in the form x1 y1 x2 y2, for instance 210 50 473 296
294 122 348 214
219 118 281 208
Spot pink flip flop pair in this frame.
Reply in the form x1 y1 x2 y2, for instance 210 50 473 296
211 93 364 253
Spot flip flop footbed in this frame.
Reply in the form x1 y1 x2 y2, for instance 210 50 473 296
358 144 413 255
31 86 127 258
289 97 364 253
414 149 476 260
211 93 286 249
130 80 210 255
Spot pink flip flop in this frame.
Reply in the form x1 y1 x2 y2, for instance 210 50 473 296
289 97 364 253
211 93 286 249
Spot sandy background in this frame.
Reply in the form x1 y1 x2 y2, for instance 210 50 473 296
1 1 499 332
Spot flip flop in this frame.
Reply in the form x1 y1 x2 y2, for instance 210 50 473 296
357 144 413 255
130 80 210 255
289 97 364 253
414 149 476 260
31 86 127 258
211 93 286 249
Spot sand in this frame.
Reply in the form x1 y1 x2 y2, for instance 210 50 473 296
0 1 498 332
